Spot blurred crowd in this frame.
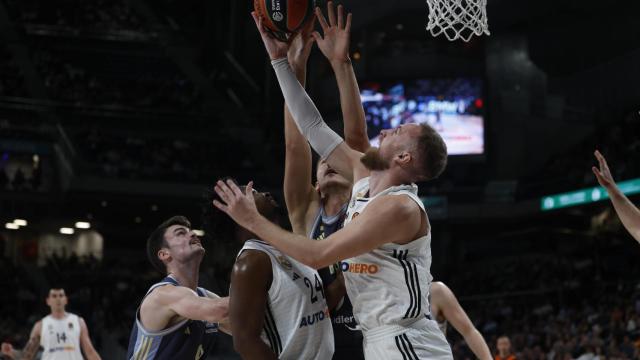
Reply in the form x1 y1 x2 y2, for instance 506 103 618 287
0 46 27 98
73 127 256 183
3 0 145 32
523 112 640 198
33 50 203 111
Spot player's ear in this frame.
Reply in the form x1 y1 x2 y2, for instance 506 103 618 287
396 151 412 166
158 248 170 261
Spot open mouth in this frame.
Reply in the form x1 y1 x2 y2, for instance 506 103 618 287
190 239 202 246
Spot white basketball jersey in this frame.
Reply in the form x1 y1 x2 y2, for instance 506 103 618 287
40 313 83 360
237 240 334 360
342 177 433 331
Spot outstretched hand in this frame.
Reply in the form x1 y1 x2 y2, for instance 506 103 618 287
251 11 290 60
288 17 316 72
592 150 616 189
312 2 352 65
213 180 260 230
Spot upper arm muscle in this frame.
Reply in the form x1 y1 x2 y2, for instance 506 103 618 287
229 250 272 339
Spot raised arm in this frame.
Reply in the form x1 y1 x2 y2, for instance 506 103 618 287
251 12 369 184
229 250 277 360
593 150 640 242
139 286 229 332
314 3 369 153
214 180 422 269
78 318 101 360
21 321 42 360
283 20 320 235
431 282 492 360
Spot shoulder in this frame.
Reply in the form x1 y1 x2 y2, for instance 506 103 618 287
233 249 272 276
31 320 43 336
142 283 196 308
232 249 273 291
431 281 454 299
367 194 421 219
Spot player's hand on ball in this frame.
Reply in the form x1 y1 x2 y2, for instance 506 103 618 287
251 11 290 60
312 2 352 65
213 179 260 228
592 150 616 189
288 18 315 72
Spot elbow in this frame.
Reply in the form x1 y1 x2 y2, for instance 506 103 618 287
460 325 478 340
345 133 369 152
232 333 259 355
284 138 305 152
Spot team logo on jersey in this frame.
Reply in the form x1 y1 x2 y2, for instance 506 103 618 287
298 308 330 328
341 262 379 274
276 255 292 270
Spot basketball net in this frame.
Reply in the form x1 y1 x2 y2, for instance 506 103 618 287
426 0 490 42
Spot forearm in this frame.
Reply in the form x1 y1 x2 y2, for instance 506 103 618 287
234 336 278 360
272 58 344 159
463 329 492 360
20 337 40 360
607 187 640 241
248 215 331 269
331 60 369 152
84 349 101 360
204 300 230 323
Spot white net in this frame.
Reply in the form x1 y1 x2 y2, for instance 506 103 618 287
426 0 490 42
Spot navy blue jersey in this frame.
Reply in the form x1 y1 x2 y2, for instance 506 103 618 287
309 204 364 360
126 276 219 360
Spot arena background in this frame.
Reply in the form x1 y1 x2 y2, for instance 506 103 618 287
1 0 640 358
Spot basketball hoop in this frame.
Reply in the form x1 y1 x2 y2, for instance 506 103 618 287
425 0 490 42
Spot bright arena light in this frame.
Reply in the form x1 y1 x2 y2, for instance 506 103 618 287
193 229 205 237
60 227 75 235
75 221 91 229
5 223 19 230
13 219 27 226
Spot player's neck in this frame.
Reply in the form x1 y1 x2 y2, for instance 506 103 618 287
50 310 66 319
168 264 200 291
322 192 350 217
369 170 411 196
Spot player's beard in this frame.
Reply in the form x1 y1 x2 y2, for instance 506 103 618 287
360 147 390 171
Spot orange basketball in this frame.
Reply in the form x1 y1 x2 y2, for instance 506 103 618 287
254 0 315 36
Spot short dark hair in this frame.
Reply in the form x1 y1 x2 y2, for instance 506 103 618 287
416 124 448 181
147 216 191 274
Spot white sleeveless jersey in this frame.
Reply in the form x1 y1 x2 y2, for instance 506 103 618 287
40 313 84 360
238 240 334 359
342 177 433 331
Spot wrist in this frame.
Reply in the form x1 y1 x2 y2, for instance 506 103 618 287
245 212 265 235
330 57 352 69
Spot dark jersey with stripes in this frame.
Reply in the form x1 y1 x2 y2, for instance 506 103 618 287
309 204 364 360
126 276 219 360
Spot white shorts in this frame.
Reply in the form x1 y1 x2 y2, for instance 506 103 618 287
362 317 452 360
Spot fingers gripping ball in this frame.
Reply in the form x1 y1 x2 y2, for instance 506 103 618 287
254 0 315 40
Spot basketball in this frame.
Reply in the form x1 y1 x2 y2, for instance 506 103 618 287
254 0 315 36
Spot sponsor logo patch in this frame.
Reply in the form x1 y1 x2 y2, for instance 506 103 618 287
341 262 379 274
